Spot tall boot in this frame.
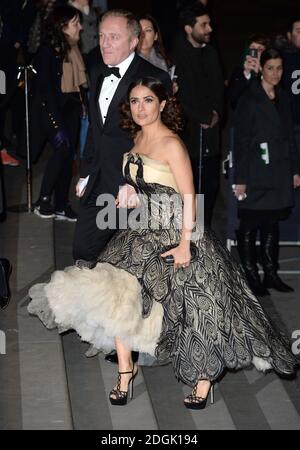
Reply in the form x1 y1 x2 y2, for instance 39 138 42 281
260 223 294 293
236 229 270 297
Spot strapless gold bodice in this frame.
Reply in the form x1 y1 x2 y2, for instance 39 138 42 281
123 152 179 193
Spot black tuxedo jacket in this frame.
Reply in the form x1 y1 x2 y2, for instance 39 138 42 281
80 53 172 202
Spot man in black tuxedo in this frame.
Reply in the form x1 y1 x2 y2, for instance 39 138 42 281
73 9 171 266
73 10 171 363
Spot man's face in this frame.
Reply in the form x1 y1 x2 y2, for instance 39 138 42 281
99 16 139 66
185 15 212 47
288 21 300 50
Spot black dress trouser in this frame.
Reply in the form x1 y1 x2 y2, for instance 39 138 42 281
39 94 81 210
191 154 220 228
72 182 118 262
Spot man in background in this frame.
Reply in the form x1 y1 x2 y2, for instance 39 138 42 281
172 2 224 227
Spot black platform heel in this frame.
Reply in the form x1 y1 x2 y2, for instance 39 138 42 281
184 381 214 410
109 366 138 406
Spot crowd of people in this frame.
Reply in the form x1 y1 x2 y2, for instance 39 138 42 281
1 0 300 411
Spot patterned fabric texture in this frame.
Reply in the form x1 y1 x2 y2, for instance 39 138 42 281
28 152 299 387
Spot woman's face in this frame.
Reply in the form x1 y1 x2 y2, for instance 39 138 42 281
138 19 158 52
62 15 82 42
262 58 283 86
129 85 166 127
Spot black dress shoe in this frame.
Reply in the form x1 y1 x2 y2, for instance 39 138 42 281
0 258 12 309
105 350 139 364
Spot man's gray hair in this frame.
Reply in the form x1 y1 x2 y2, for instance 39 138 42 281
101 9 141 39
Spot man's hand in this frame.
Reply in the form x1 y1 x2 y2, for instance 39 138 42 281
200 111 219 129
116 184 140 209
294 174 300 188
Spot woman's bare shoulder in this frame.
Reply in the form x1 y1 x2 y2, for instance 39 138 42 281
162 134 189 161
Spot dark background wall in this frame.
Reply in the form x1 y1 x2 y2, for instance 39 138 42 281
107 0 299 74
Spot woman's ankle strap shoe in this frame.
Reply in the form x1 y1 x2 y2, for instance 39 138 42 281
109 367 138 406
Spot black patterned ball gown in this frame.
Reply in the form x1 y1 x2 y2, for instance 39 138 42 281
28 152 299 387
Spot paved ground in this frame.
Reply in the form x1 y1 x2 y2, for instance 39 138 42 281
0 152 300 430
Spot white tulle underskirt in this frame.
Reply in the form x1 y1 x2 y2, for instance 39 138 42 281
28 263 164 355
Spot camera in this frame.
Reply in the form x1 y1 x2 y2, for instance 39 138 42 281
248 48 258 58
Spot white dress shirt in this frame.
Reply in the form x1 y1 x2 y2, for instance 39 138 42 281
99 52 135 123
78 52 135 189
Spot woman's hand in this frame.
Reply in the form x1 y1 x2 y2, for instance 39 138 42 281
233 184 247 201
294 174 300 188
161 245 191 270
116 184 140 208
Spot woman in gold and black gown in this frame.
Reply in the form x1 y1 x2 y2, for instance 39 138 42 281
28 77 299 409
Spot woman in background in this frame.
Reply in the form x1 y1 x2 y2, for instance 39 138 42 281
28 5 87 221
137 14 172 73
234 48 300 297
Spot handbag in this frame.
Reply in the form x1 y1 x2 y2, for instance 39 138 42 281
0 258 12 309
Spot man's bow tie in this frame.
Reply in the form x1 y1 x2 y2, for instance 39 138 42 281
103 66 121 79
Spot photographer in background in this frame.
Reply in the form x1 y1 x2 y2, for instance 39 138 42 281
228 33 270 110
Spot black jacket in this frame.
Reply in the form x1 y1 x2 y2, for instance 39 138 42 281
234 81 300 210
227 66 259 111
18 45 81 162
172 37 224 159
0 0 36 48
80 54 172 202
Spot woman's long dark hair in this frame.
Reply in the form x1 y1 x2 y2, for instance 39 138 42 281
138 14 172 68
121 77 183 138
43 4 82 59
260 47 283 68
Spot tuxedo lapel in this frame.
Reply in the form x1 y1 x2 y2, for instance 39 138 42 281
104 55 141 128
95 72 105 128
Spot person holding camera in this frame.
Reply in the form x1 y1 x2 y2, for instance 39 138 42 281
234 48 300 297
228 34 270 110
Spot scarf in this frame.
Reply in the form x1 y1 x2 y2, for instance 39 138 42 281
61 44 87 93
